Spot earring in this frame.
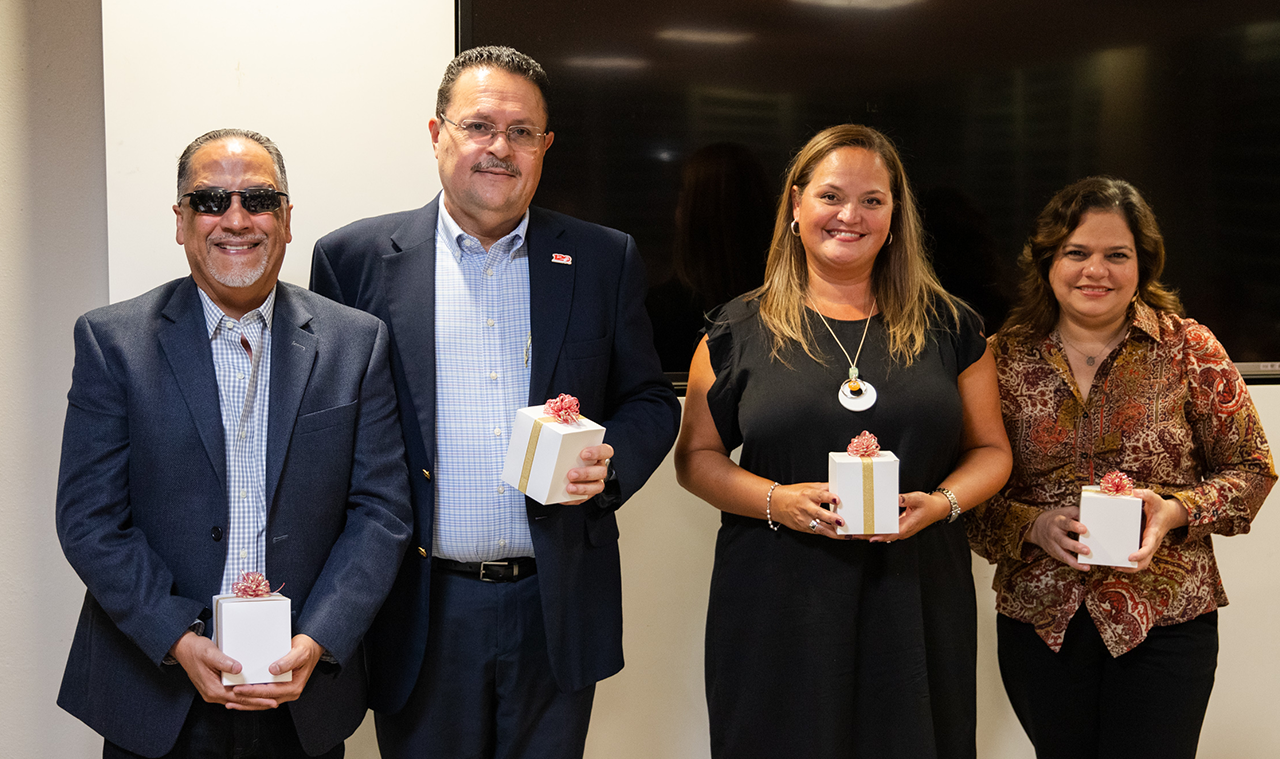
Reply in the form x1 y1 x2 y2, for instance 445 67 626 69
887 230 894 246
789 219 800 237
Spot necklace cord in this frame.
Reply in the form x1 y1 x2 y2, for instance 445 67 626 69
813 296 876 379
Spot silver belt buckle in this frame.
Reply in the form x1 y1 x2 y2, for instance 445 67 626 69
479 560 509 582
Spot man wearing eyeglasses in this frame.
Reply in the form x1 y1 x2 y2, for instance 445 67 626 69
55 129 412 758
312 47 680 759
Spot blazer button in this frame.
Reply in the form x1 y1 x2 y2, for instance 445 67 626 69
211 526 223 542
422 469 431 480
418 546 428 558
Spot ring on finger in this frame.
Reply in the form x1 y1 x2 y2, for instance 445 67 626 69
808 518 819 532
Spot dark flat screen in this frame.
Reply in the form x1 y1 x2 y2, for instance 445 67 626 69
462 0 1280 379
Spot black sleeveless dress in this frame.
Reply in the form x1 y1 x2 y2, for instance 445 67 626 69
702 296 986 759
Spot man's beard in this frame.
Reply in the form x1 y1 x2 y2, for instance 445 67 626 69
206 236 270 288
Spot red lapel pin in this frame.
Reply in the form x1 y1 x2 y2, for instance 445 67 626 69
552 253 572 265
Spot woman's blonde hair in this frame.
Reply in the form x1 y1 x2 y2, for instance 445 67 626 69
751 124 960 365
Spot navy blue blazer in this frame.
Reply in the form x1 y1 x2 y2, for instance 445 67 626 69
55 278 412 757
311 199 680 713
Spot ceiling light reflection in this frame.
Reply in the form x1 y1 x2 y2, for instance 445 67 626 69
656 28 756 45
563 56 650 71
792 0 924 9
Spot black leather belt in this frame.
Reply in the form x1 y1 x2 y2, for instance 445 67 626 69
433 557 537 583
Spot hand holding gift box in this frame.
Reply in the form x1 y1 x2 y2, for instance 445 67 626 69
213 571 293 686
502 394 607 505
1077 471 1142 569
829 431 900 535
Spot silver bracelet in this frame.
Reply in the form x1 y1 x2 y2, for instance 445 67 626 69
934 487 961 523
765 481 781 531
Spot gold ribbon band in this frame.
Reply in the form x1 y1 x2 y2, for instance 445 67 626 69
518 416 557 492
861 456 875 534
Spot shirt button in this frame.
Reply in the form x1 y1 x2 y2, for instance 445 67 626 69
240 489 246 499
490 371 498 380
493 428 502 436
239 549 248 559
498 539 507 548
498 485 506 494
237 371 245 379
486 318 495 327
484 268 494 277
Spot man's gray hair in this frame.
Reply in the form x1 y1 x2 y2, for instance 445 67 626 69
436 46 551 125
176 128 289 200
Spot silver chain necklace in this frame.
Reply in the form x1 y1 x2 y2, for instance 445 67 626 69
813 295 877 412
1057 328 1126 367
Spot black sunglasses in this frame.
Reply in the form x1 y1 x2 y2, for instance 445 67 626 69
180 188 289 215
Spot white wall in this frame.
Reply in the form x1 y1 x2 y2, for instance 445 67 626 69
102 0 453 304
3 1 1277 756
1 0 109 754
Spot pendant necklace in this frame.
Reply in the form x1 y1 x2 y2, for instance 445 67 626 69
813 295 877 412
1058 328 1126 367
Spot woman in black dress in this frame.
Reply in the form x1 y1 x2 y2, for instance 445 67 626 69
674 124 1012 759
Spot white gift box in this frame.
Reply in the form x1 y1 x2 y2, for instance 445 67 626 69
828 451 900 535
1077 485 1142 568
502 405 606 505
213 593 293 686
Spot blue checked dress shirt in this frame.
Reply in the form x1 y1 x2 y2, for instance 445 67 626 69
432 201 535 562
197 285 274 595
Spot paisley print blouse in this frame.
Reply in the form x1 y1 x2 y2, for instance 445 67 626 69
966 301 1275 656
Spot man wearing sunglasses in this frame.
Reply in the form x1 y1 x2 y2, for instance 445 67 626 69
312 47 680 759
55 128 412 758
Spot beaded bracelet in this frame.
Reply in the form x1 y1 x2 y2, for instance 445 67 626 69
765 481 781 531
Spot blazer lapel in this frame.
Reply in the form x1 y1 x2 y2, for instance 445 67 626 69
157 278 227 494
526 208 575 404
383 201 439 457
265 283 318 510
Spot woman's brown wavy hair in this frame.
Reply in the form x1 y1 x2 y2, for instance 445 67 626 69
1003 176 1183 341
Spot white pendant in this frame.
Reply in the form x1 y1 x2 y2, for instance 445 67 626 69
838 378 877 412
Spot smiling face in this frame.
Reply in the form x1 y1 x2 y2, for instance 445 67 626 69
791 146 893 281
1049 209 1138 332
429 66 554 247
173 137 291 319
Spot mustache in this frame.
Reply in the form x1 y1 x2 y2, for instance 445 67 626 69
207 234 268 246
472 157 521 176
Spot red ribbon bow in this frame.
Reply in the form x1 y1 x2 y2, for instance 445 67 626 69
846 431 880 458
1099 470 1135 497
544 393 581 424
231 571 284 598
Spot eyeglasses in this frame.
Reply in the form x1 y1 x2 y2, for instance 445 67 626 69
180 188 289 215
438 115 548 150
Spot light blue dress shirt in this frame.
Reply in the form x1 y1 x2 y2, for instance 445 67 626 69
197 285 275 595
432 200 535 562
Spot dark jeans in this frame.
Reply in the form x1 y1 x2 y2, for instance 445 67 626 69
997 608 1218 759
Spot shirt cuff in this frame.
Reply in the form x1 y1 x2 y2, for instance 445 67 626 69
162 619 206 665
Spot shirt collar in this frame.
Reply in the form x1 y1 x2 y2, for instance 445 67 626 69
437 193 530 263
196 282 277 339
1129 299 1161 342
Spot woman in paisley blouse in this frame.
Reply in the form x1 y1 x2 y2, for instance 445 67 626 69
967 176 1275 759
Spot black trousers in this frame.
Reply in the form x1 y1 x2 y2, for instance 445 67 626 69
997 608 1218 759
103 699 343 759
